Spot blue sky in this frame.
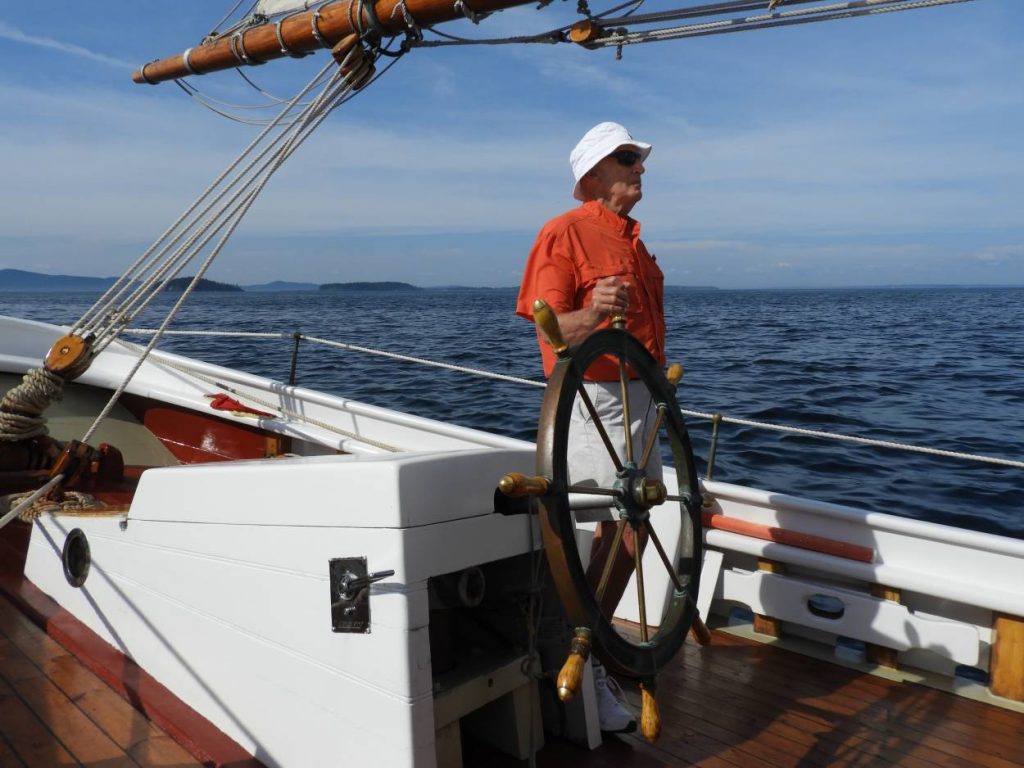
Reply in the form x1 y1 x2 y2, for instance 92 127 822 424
0 1 1021 288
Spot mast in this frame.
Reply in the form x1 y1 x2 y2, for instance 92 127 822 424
133 0 534 84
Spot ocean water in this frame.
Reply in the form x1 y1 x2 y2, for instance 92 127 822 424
3 286 1022 538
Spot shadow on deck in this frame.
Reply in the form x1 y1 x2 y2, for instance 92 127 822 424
469 631 1024 768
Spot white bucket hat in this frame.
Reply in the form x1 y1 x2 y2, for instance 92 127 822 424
570 122 652 201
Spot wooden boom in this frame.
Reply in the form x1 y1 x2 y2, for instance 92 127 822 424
133 0 534 84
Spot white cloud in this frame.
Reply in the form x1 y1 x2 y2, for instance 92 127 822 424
0 21 134 70
0 2 1020 287
972 244 1023 265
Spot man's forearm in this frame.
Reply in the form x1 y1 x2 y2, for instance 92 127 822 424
540 276 628 347
555 307 607 346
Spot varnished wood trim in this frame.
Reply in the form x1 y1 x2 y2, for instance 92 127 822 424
753 558 784 638
992 612 1024 702
866 583 901 669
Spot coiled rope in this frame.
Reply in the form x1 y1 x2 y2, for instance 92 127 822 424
0 368 64 441
0 476 66 529
0 490 106 524
120 327 1024 470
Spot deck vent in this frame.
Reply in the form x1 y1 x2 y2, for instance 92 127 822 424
807 594 845 620
954 665 990 685
62 529 91 588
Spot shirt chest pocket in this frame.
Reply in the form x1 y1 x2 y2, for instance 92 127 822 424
577 254 632 285
577 255 645 315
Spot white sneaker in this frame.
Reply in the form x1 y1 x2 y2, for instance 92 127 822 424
592 661 636 734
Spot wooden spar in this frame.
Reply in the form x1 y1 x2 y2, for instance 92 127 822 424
132 0 533 84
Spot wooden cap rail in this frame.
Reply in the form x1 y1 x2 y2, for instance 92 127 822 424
133 0 533 84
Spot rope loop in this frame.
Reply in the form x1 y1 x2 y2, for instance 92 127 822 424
230 32 264 66
392 0 424 43
276 13 313 57
361 0 386 39
454 0 489 25
311 10 331 48
348 0 386 47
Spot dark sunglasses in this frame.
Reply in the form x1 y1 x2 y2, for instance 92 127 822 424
610 149 643 167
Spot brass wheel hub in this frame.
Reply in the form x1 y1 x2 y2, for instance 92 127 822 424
612 465 667 525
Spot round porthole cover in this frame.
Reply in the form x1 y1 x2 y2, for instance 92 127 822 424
62 529 91 588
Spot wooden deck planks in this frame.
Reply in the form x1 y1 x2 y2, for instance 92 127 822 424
654 632 1024 768
0 672 78 767
687 634 1024 767
4 580 1024 768
468 629 1024 768
0 594 201 768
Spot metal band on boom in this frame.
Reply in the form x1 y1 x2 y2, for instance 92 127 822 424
181 48 197 76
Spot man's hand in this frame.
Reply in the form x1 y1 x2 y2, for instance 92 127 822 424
545 276 632 348
589 276 630 317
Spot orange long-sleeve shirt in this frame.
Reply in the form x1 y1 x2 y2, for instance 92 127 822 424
516 201 665 380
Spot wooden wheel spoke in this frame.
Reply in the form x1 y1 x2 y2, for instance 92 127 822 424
643 520 685 593
617 348 634 464
637 404 666 472
594 520 626 604
633 525 650 642
574 383 625 474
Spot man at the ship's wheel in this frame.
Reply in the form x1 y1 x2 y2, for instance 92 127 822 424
516 121 667 734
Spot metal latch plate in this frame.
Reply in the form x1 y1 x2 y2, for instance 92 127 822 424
329 557 394 633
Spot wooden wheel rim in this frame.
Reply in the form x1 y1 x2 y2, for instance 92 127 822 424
536 329 703 679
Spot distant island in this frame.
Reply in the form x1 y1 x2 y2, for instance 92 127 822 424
163 277 243 293
0 268 118 292
0 270 438 293
245 280 320 292
319 282 421 292
9 268 1013 295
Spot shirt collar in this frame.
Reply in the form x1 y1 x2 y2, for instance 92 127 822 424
582 199 640 238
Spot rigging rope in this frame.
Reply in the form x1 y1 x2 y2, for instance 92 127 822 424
79 70 365 443
73 58 353 343
0 0 990 522
405 0 974 50
584 0 977 49
0 31 396 506
114 335 402 452
120 327 1024 470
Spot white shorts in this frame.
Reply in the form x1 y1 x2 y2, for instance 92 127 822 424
567 379 664 491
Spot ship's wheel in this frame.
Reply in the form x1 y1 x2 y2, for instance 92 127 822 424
499 300 705 741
